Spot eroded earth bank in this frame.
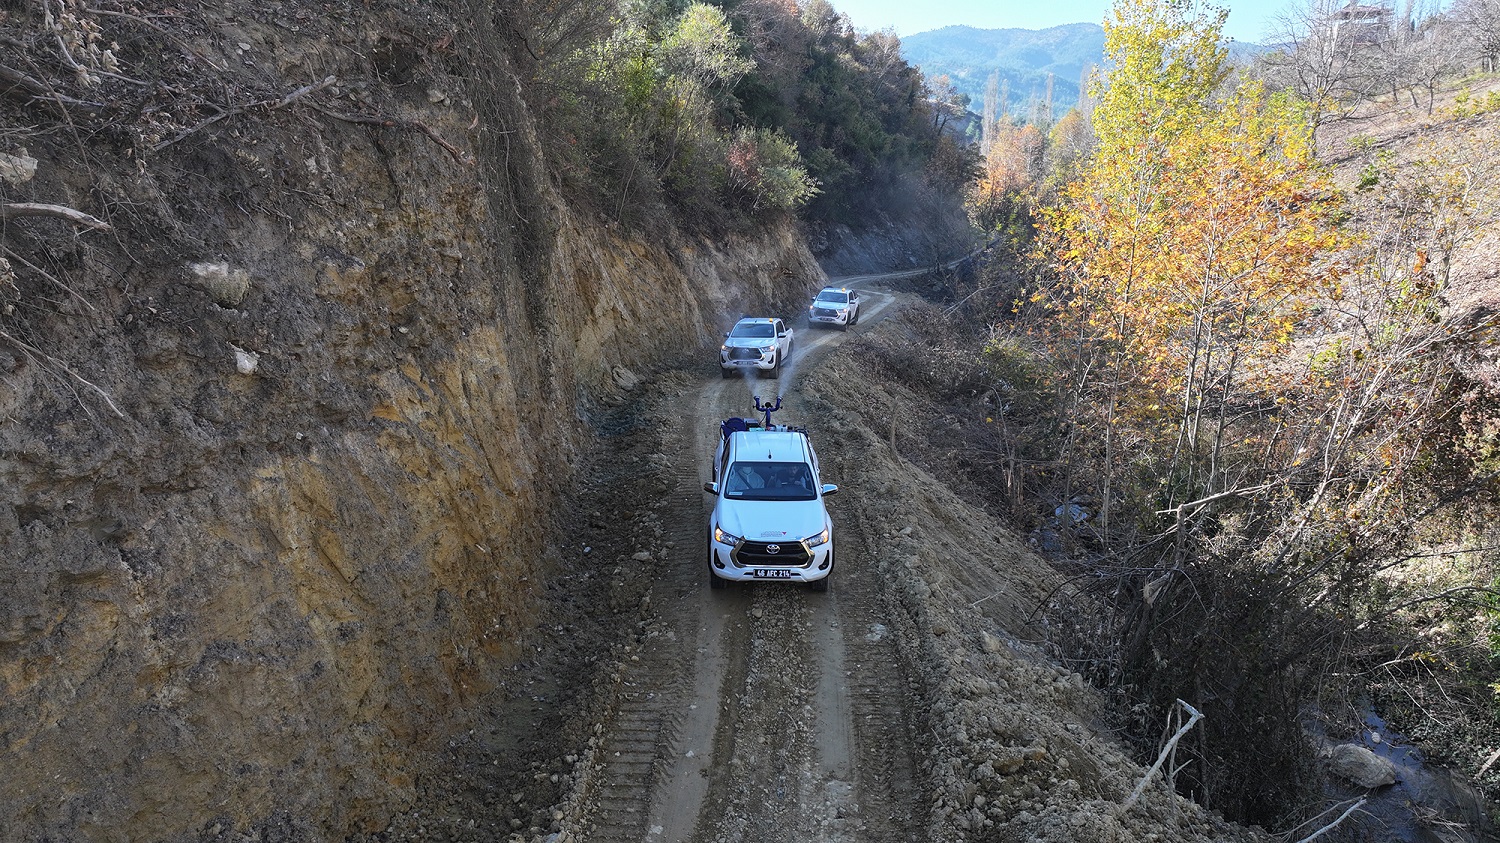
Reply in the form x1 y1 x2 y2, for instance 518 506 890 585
370 290 1273 843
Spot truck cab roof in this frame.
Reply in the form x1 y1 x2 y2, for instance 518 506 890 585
728 429 814 464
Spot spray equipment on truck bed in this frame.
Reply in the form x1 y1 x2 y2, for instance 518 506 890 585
718 395 808 442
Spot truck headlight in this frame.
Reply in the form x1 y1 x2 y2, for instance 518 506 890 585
805 528 830 548
714 525 741 545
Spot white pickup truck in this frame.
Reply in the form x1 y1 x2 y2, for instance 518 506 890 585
703 399 838 592
719 317 793 378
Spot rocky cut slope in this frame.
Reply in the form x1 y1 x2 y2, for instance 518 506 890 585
0 1 819 839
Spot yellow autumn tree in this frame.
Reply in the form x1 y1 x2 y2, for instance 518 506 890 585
967 121 1044 237
1034 0 1347 537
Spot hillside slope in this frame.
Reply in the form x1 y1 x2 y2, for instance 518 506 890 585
0 2 821 839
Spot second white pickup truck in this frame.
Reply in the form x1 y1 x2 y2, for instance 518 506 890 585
719 317 793 378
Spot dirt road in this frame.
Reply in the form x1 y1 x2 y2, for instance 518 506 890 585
562 287 926 843
368 283 1266 843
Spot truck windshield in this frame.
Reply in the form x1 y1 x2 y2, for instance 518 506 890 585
730 323 775 338
723 461 816 501
814 290 848 304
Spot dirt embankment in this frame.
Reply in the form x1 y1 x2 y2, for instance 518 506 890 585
356 291 1275 843
0 3 819 839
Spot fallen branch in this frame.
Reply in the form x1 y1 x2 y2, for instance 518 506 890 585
0 62 50 97
1476 747 1500 781
1296 797 1367 843
0 62 106 112
1 202 113 231
152 76 338 151
310 104 471 164
1123 699 1203 810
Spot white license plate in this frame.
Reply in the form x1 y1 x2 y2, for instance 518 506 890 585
752 569 795 579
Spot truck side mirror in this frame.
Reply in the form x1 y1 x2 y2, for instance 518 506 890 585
703 482 719 495
820 483 839 496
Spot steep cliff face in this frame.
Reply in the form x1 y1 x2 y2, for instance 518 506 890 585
0 3 819 839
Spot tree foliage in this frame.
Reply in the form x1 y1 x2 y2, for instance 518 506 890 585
1017 0 1500 825
524 0 958 232
1037 0 1345 540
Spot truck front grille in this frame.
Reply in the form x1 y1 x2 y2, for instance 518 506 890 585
734 539 811 567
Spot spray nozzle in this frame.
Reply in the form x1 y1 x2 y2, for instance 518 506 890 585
754 394 782 428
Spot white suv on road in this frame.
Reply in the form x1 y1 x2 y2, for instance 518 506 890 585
807 286 861 330
704 421 837 591
720 317 793 378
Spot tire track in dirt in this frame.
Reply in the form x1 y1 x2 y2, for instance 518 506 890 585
574 376 736 843
572 283 919 843
644 375 749 842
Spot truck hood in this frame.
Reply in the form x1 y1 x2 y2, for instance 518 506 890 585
724 337 776 349
716 499 828 542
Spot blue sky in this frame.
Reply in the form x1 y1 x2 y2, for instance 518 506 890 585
830 0 1294 44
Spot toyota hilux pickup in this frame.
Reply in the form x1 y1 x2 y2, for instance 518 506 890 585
704 399 838 592
720 317 793 378
807 286 861 330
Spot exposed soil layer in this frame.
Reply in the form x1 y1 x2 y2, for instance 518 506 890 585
355 285 1273 843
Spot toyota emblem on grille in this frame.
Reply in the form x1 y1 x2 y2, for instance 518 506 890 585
765 544 781 555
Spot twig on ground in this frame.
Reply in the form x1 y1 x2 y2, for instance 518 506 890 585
1477 747 1500 781
1123 699 1204 810
1295 797 1368 843
152 76 338 151
1 202 113 231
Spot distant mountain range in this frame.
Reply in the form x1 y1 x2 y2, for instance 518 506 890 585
901 24 1268 126
900 23 1105 123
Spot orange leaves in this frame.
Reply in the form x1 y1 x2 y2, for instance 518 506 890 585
967 121 1047 231
1025 0 1354 502
1038 75 1344 405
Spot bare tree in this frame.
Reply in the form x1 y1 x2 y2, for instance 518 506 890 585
1449 0 1500 70
1257 0 1387 137
1402 15 1474 111
982 71 999 153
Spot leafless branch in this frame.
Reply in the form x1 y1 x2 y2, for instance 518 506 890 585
1123 699 1204 810
82 5 227 71
1155 481 1280 517
1295 797 1368 843
309 104 472 164
1353 585 1500 631
0 62 106 112
2 247 97 312
1 202 113 231
0 327 128 419
152 76 338 151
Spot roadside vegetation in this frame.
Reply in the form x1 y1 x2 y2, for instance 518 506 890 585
945 0 1500 832
510 0 974 234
